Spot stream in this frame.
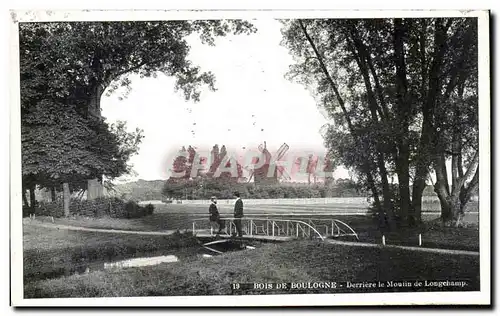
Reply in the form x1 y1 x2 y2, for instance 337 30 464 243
26 239 260 282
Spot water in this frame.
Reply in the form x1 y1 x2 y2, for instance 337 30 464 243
26 241 256 282
104 255 178 270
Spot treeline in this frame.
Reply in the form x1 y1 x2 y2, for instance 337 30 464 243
162 178 363 200
107 179 443 202
111 179 165 201
170 144 243 181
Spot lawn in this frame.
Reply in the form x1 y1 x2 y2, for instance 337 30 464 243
27 201 479 251
24 239 479 298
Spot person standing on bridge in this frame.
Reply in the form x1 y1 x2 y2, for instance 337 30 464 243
233 191 244 237
209 196 224 235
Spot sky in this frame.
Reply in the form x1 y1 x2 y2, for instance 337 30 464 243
101 19 349 182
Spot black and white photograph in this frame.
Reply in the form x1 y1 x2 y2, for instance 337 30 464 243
9 9 490 307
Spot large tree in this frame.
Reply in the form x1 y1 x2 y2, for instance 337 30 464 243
20 20 256 114
21 99 143 215
282 18 478 227
20 20 256 202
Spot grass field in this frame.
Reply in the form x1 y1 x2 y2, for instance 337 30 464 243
28 198 479 250
24 239 479 298
23 225 200 283
23 198 480 298
31 198 479 231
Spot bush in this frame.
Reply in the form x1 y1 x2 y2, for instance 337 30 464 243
118 201 155 219
144 204 154 216
108 197 127 218
70 198 111 217
35 200 65 217
23 206 32 217
29 197 154 219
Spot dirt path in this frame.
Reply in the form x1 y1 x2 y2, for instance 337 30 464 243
326 239 479 256
26 221 480 256
27 221 177 236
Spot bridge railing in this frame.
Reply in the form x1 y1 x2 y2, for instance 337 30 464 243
288 217 359 240
191 217 359 241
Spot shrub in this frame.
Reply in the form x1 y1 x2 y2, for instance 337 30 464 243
70 198 110 217
144 204 154 216
35 200 65 217
23 206 32 217
29 197 154 219
108 198 127 218
119 201 155 219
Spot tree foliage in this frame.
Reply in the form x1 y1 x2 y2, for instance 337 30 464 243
21 99 143 191
19 20 255 205
282 18 478 227
19 20 256 113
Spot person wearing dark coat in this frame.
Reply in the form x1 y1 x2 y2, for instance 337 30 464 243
233 192 244 237
209 196 224 234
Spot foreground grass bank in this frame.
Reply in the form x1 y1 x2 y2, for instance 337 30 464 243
23 225 198 283
25 239 479 298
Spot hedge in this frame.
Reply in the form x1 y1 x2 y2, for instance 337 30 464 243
27 197 154 219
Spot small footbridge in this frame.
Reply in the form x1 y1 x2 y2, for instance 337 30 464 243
192 217 359 242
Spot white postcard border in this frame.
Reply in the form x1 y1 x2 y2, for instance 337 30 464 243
9 9 491 307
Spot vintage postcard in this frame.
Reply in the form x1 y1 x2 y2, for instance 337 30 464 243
10 9 490 307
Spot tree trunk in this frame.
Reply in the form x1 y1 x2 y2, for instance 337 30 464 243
412 120 433 226
29 185 36 209
344 24 395 226
450 196 463 227
412 184 425 225
86 81 105 199
88 65 104 117
437 192 464 227
413 19 452 226
437 194 452 224
434 150 451 221
397 154 412 225
366 169 382 211
377 155 396 225
51 187 56 202
393 18 414 226
22 189 29 208
63 182 70 217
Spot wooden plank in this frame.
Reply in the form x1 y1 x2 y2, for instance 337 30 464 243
203 239 232 246
202 245 223 254
195 233 293 242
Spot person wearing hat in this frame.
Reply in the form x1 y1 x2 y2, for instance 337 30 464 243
233 191 244 237
209 196 224 234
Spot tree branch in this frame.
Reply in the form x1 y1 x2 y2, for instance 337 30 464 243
433 152 450 199
105 55 170 86
345 23 384 123
457 150 479 190
298 20 353 131
418 19 428 102
457 144 464 179
298 19 382 211
463 168 479 203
